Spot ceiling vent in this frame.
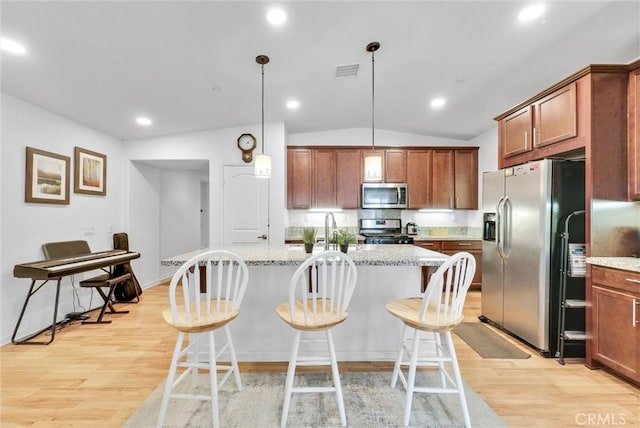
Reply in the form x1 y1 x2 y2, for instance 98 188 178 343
335 64 359 79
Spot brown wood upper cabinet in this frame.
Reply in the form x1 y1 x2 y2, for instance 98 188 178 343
288 146 477 210
336 149 362 208
629 63 640 200
287 148 312 209
384 149 406 183
500 82 577 161
535 82 577 148
312 149 337 208
502 105 533 158
406 148 478 210
287 147 360 209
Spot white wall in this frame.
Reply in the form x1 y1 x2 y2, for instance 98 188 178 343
469 126 499 226
124 122 287 281
288 128 469 148
160 169 202 270
128 161 161 283
1 94 127 344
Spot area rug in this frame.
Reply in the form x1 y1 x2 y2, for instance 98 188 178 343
454 322 531 359
124 371 505 427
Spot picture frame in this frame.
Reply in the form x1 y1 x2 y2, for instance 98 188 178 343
74 146 107 196
25 146 70 205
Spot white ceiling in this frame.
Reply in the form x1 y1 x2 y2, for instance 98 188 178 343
2 1 639 142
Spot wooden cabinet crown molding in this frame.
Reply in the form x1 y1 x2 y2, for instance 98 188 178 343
494 64 628 121
287 145 479 151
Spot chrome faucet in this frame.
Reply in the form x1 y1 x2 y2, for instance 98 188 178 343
324 212 337 251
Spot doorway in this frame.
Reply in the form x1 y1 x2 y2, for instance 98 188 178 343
222 165 269 245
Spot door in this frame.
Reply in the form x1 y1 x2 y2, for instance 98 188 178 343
503 160 551 351
481 170 505 326
223 165 269 245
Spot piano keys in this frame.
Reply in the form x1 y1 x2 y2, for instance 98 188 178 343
14 249 140 280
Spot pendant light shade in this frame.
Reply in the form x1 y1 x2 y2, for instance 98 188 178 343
364 154 382 181
255 54 272 178
254 153 272 177
364 41 382 181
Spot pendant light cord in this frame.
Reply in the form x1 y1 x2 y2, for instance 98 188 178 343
371 48 375 151
261 62 265 155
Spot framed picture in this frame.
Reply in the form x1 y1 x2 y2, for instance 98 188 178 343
74 146 106 196
25 147 70 205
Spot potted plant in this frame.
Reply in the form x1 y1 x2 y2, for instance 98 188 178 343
336 229 356 253
302 227 317 253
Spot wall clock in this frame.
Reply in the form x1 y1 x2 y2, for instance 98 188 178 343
237 133 256 163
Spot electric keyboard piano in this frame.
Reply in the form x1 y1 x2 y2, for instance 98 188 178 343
12 241 140 345
14 249 140 280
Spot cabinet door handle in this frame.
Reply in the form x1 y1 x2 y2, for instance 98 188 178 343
626 278 640 284
532 127 537 148
634 299 639 327
457 243 471 247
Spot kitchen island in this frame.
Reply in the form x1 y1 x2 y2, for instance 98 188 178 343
161 244 448 361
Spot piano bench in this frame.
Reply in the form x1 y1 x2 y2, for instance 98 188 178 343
80 272 131 287
79 273 132 324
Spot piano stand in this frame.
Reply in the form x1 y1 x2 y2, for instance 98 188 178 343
80 273 131 324
11 279 62 345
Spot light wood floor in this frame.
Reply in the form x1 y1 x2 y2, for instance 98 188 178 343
1 286 638 427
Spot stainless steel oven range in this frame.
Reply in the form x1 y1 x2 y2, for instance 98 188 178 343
359 218 414 244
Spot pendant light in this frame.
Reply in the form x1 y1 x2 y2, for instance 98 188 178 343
363 42 382 181
254 54 272 178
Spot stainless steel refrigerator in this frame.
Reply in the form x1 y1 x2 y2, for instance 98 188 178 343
480 159 585 356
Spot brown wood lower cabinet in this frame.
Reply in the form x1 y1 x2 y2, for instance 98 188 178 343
591 266 640 383
415 240 482 291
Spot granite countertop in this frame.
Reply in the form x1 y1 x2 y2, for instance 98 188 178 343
586 257 640 273
161 244 449 267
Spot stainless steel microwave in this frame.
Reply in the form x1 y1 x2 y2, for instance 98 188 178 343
361 183 408 209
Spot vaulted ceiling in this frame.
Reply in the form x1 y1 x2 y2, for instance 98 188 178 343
2 1 638 141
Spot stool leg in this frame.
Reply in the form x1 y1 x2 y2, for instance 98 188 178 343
403 328 420 427
157 332 185 428
327 329 346 426
224 325 242 391
391 324 407 388
207 330 220 428
434 332 447 387
281 330 301 428
445 330 471 428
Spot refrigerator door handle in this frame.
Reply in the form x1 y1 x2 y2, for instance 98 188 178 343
496 196 506 259
502 196 511 258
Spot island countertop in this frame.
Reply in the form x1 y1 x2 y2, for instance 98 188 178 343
161 244 449 267
160 244 449 362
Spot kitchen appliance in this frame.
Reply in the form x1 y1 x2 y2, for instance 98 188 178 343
359 218 414 244
406 222 418 235
361 183 407 209
480 159 585 357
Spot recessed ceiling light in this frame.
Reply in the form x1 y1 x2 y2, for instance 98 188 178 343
518 3 546 22
430 97 446 108
1 37 27 55
136 117 152 126
286 100 300 110
267 9 287 25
